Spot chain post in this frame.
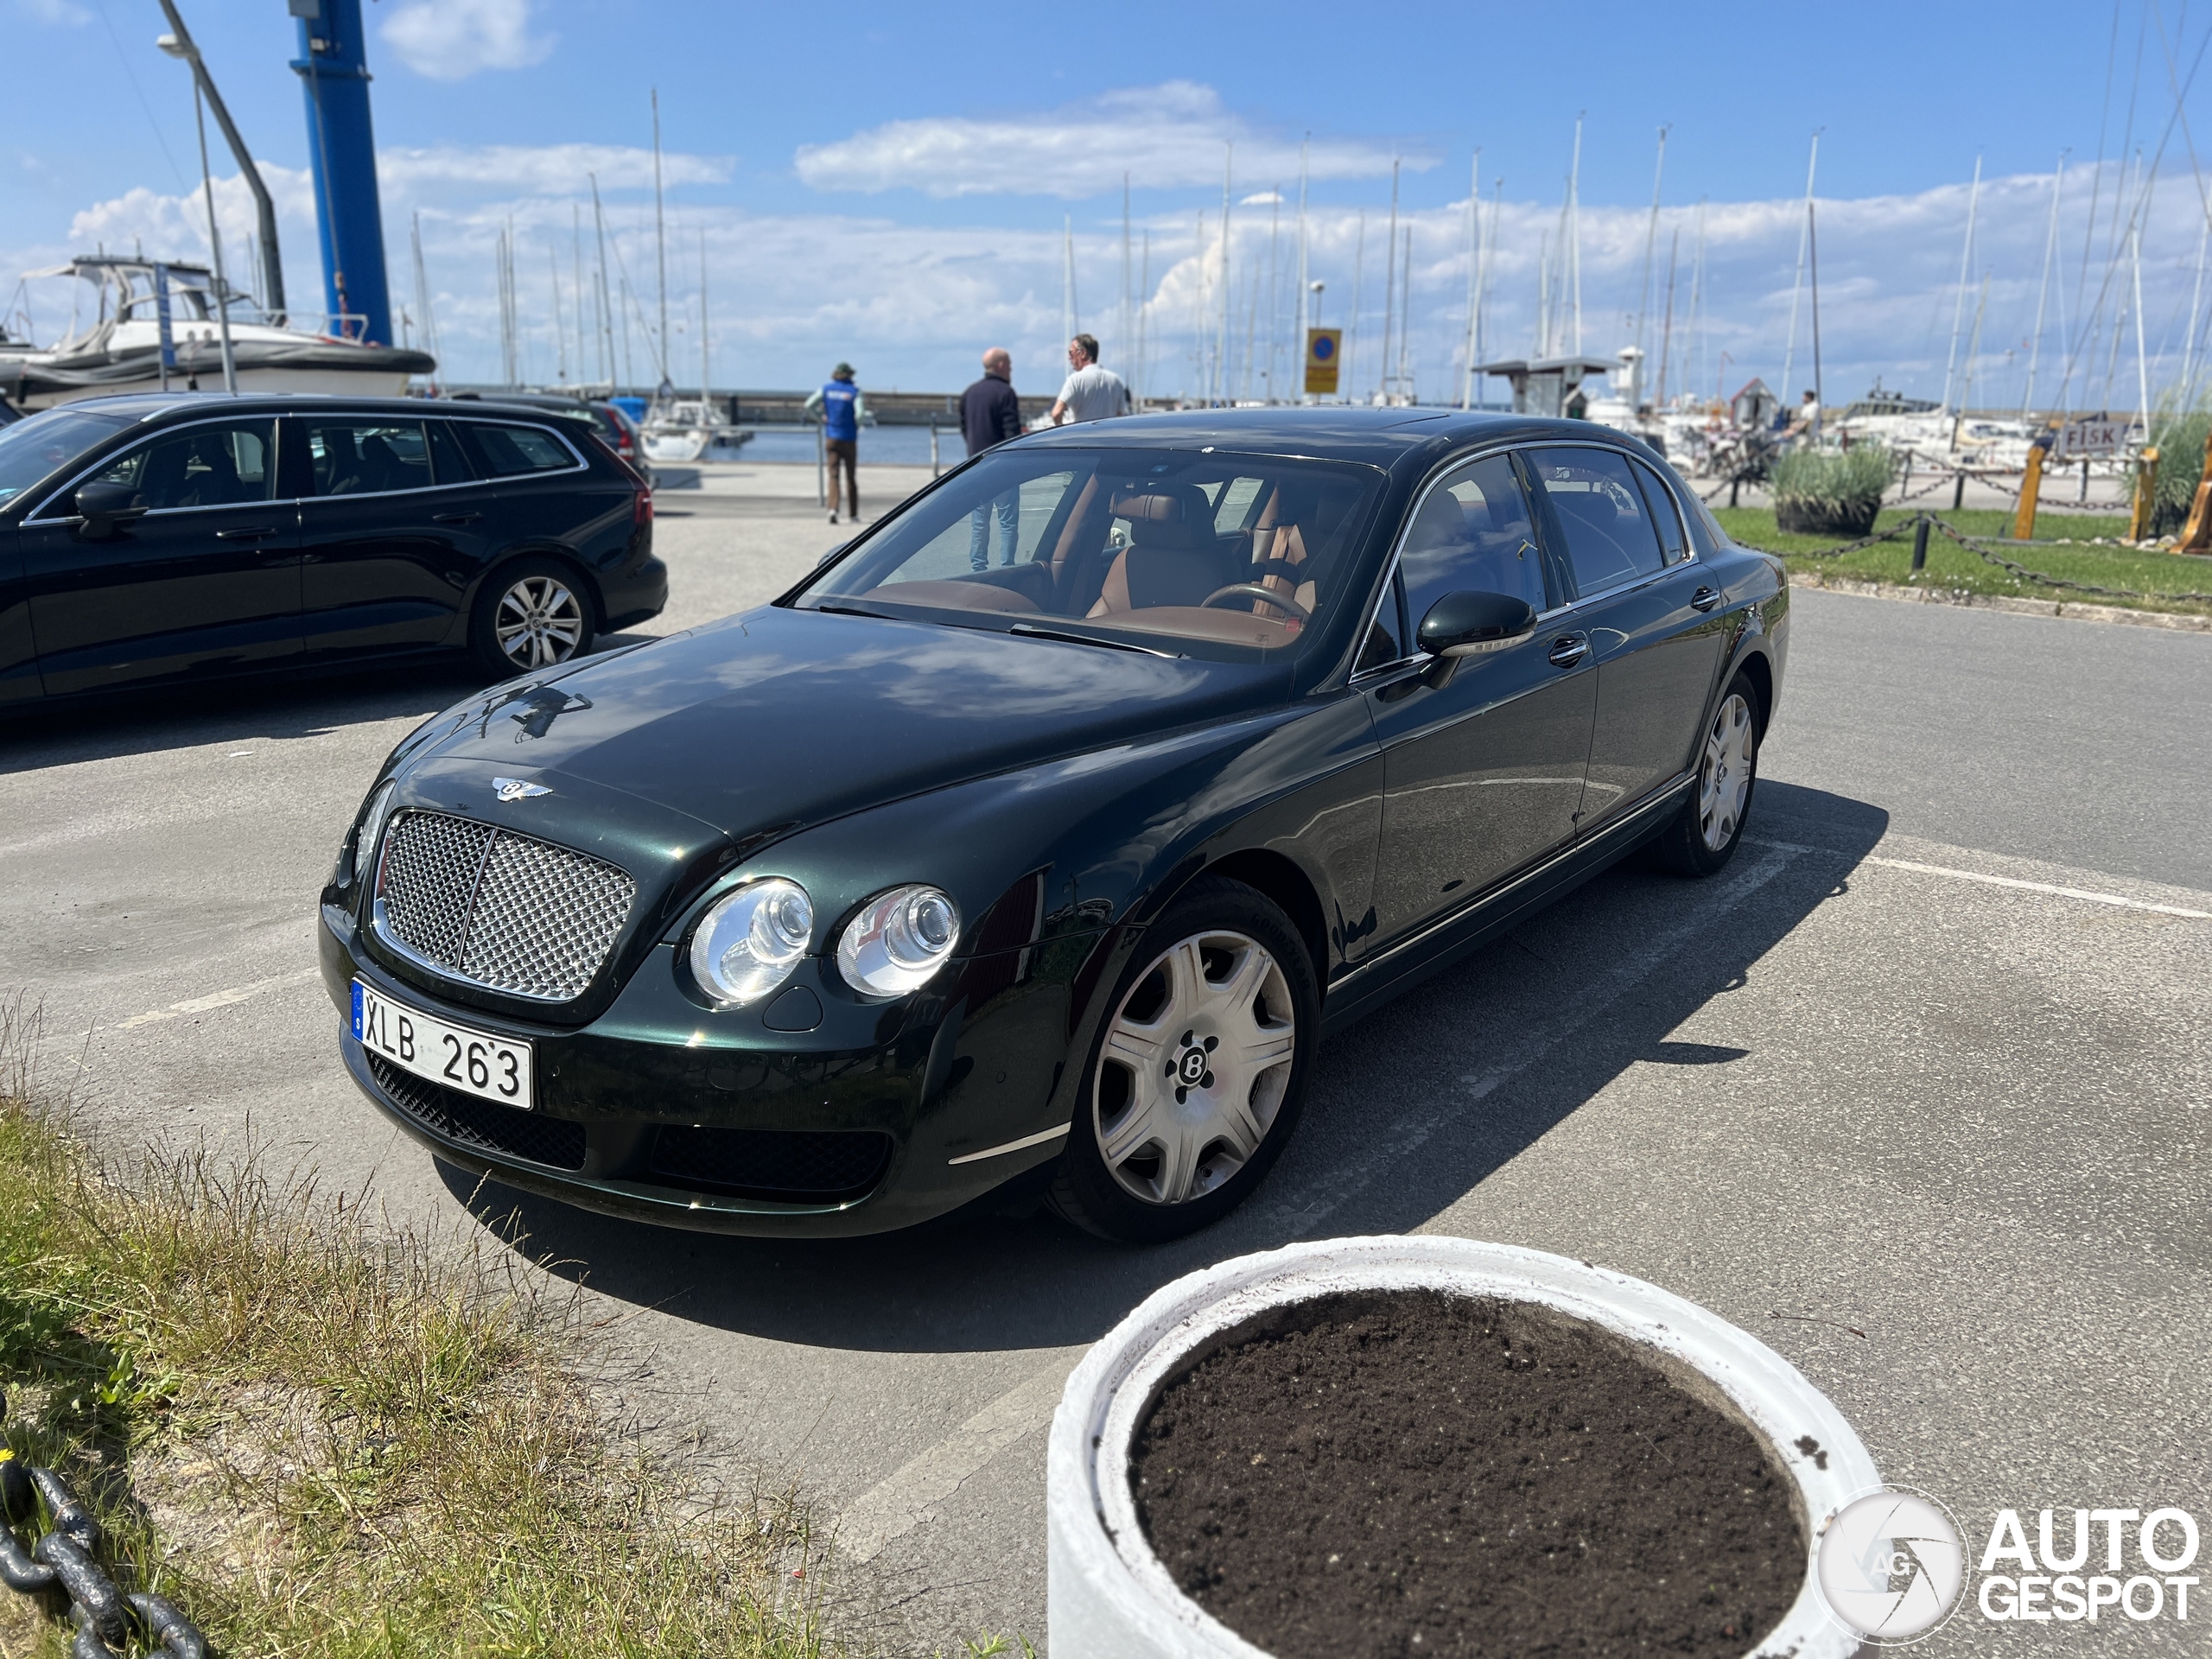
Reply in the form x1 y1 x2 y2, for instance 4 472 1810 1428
1952 467 1967 511
1910 513 1930 574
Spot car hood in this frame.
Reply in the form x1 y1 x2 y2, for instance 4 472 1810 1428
415 606 1292 844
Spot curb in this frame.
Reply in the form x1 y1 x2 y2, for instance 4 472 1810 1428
1793 570 2212 633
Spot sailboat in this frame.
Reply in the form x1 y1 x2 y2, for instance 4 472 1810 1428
0 256 433 410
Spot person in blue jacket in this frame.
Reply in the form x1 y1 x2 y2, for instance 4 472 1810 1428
804 363 867 524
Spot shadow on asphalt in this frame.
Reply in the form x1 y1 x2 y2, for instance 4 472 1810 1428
445 780 1891 1357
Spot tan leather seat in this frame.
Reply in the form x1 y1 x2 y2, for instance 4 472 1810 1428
1088 486 1235 616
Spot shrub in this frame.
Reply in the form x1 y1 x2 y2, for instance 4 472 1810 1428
2145 404 2212 537
1769 444 1895 510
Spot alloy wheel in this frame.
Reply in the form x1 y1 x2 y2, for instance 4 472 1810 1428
1093 929 1296 1205
1698 691 1755 852
494 575 586 670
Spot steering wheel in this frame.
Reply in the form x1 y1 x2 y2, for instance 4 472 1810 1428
1200 582 1313 622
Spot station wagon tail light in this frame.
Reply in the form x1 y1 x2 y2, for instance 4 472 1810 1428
838 886 960 998
633 482 653 525
690 878 813 1007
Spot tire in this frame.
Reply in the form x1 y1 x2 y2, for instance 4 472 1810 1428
471 557 595 678
1646 672 1761 875
1049 876 1319 1243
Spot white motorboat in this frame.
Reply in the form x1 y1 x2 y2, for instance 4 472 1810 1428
640 397 752 462
0 257 434 410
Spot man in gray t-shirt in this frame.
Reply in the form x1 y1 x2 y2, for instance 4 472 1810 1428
1049 334 1130 425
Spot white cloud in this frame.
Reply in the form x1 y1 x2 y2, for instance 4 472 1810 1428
13 0 89 23
795 82 1418 199
380 144 731 196
380 0 553 80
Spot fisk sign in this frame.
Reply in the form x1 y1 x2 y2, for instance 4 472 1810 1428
2051 418 2141 459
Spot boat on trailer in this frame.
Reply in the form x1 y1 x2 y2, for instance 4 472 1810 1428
0 256 434 410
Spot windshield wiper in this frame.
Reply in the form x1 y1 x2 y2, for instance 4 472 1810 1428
810 602 895 620
1006 622 1179 658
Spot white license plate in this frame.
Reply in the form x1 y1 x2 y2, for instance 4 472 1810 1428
352 979 534 1109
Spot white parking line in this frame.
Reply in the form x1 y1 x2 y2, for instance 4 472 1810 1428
111 969 321 1033
836 1360 1074 1564
1864 856 2212 919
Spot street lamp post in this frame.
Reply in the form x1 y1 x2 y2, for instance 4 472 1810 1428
157 30 238 393
154 1 284 319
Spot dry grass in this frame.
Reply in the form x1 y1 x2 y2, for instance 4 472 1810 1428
0 1001 829 1658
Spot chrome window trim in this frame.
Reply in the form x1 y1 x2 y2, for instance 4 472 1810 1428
25 410 291 523
1626 453 1694 565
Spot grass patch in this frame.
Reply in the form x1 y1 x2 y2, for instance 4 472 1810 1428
1712 506 2212 615
0 1001 830 1658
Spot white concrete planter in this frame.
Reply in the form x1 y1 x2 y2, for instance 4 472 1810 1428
1047 1236 1878 1659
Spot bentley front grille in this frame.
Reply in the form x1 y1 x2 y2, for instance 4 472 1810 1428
374 809 636 1001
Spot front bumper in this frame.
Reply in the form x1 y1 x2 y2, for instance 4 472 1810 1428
321 899 1096 1236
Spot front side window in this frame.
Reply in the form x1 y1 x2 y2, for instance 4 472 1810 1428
88 419 276 511
798 448 1383 660
469 423 575 476
1527 446 1667 597
0 407 137 509
1398 452 1548 639
307 420 436 496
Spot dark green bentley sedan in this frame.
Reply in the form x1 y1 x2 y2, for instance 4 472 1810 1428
320 408 1786 1242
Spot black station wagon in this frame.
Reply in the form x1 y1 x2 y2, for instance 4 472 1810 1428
0 392 664 706
321 409 1786 1243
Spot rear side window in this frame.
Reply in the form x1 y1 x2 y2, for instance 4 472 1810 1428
468 423 576 476
89 419 276 510
306 420 435 496
1527 447 1667 596
1631 458 1691 563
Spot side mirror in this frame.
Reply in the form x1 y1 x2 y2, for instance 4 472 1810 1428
74 480 147 538
1414 590 1538 687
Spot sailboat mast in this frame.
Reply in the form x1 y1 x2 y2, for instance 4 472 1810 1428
1779 132 1819 418
1656 227 1680 407
2132 213 2151 438
1634 125 1668 374
1217 144 1233 405
1940 154 1982 416
698 228 709 403
589 174 616 390
1346 210 1364 403
2024 155 2065 418
1688 200 1707 406
1381 156 1400 400
1567 114 1583 354
572 204 585 389
1136 229 1150 408
1294 138 1309 404
1461 148 1480 410
1121 174 1132 378
651 89 670 388
550 245 566 385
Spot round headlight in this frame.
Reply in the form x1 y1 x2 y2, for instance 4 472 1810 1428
837 885 961 998
690 878 814 1008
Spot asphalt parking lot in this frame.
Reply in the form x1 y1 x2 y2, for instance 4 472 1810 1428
3 462 2207 1654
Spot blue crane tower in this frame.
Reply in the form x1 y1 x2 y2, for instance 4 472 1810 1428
289 0 393 346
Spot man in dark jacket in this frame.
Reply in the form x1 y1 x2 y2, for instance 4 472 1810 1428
961 347 1023 569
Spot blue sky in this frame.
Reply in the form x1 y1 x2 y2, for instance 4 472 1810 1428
7 0 2212 411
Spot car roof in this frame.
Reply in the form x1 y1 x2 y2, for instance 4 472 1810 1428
46 392 588 426
1010 405 1656 469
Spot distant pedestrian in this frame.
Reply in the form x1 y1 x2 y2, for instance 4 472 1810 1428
962 346 1023 569
1048 334 1129 426
805 362 866 524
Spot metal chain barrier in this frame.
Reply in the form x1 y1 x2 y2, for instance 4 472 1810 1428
0 1432 207 1659
1734 512 2212 604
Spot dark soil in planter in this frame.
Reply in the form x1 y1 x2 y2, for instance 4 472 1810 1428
1774 496 1879 537
1130 1289 1805 1659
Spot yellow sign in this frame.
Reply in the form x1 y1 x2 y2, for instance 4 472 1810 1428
1304 328 1342 395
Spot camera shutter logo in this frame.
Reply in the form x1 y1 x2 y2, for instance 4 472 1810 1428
1816 1489 1967 1642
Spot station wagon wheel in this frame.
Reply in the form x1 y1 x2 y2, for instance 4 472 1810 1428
1050 876 1318 1243
472 558 595 678
1645 671 1762 876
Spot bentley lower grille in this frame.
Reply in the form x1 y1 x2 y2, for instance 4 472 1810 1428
647 1125 892 1205
374 809 635 1001
368 1054 588 1171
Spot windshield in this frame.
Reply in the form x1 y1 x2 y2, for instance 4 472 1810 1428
0 406 137 507
797 447 1383 658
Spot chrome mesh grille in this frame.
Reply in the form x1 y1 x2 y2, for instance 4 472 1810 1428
374 810 635 1001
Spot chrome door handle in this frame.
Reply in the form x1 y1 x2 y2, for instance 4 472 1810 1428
214 525 277 540
1689 585 1723 612
433 512 482 524
1548 635 1590 668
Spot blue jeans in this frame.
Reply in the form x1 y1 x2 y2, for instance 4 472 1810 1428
969 492 1020 569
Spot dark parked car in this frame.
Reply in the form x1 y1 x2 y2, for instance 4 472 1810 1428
448 392 653 486
0 392 664 707
321 410 1786 1242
